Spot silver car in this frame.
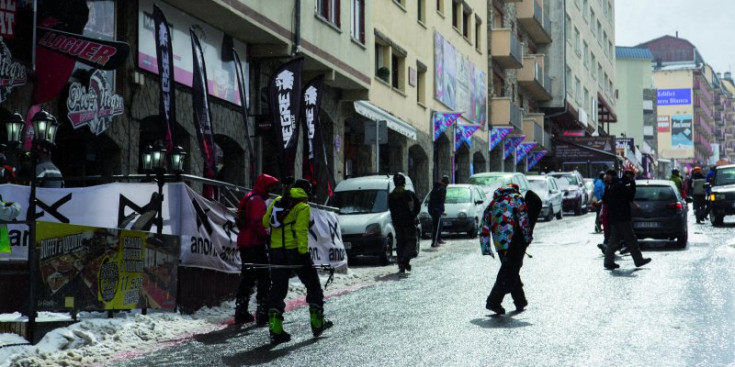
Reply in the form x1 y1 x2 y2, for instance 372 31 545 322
419 184 487 238
527 175 563 221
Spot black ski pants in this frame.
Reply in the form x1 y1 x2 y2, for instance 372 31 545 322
487 239 527 309
235 246 270 313
267 249 324 314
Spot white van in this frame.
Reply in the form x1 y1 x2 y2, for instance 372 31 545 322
327 175 421 264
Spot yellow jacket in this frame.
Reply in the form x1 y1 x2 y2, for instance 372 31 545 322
263 187 311 254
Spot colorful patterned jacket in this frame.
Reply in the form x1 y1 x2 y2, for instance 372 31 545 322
480 184 532 252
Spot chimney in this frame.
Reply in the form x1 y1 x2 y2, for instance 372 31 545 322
675 31 679 38
726 72 732 81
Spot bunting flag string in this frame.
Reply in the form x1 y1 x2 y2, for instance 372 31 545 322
503 136 525 159
527 151 548 170
433 111 463 141
489 127 513 152
454 124 480 151
515 142 537 164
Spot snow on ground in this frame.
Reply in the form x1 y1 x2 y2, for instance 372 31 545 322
0 255 413 367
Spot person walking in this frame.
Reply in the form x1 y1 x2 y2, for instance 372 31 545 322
263 179 332 344
688 166 707 223
428 175 449 247
388 173 421 274
602 169 652 270
480 183 533 315
670 169 685 200
234 173 279 326
593 171 606 233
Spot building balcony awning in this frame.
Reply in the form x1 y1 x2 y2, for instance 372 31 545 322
353 100 417 140
597 92 618 123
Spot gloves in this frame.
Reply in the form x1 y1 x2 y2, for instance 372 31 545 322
480 235 494 258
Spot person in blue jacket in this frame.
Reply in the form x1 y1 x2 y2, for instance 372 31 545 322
593 171 605 233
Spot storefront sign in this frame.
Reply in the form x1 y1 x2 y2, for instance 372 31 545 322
66 70 124 135
0 1 16 39
37 27 130 70
0 39 25 102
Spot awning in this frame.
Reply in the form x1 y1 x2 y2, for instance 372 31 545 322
353 100 417 140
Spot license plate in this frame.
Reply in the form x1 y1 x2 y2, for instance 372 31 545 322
634 222 659 228
343 242 351 249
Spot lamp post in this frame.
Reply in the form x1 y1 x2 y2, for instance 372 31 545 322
140 142 186 235
25 110 59 344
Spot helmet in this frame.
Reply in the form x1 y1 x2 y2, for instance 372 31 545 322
693 166 702 172
393 173 406 186
292 179 312 196
441 175 450 184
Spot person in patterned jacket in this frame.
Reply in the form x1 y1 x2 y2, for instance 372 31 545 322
479 183 532 315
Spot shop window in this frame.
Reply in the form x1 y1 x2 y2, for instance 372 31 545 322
351 0 365 43
317 0 341 27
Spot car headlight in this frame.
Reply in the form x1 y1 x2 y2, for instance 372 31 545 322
457 212 467 219
364 223 381 237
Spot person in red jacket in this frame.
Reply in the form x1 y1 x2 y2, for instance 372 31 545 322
234 173 280 325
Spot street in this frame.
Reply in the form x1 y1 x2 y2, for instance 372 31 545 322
118 209 735 367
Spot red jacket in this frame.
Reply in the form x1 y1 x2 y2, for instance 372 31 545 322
236 174 279 248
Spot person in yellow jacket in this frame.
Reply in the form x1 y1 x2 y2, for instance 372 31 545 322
263 179 332 344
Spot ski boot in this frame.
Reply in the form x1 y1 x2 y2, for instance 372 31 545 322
255 303 268 327
234 301 254 324
268 310 291 344
309 306 333 337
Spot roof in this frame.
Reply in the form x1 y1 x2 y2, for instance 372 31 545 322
615 47 653 60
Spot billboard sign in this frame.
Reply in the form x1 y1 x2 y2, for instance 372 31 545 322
657 89 691 106
671 114 693 147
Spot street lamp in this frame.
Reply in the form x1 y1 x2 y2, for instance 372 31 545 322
140 142 186 235
26 110 59 344
4 113 24 147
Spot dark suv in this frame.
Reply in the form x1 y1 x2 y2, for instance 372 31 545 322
549 171 589 215
708 164 735 226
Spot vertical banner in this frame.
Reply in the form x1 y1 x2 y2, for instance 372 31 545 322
190 29 218 198
433 111 462 141
489 127 513 152
302 75 335 200
527 151 548 170
454 124 480 151
268 58 304 178
515 142 537 164
503 136 525 159
232 48 255 187
153 5 176 151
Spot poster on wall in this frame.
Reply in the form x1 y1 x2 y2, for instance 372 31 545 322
657 89 691 106
657 115 671 133
671 115 693 147
35 222 179 311
65 69 124 135
137 0 249 106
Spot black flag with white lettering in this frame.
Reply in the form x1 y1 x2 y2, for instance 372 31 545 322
190 28 218 199
301 75 335 201
153 5 175 151
268 58 303 179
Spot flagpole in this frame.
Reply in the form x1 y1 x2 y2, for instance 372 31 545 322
452 124 456 184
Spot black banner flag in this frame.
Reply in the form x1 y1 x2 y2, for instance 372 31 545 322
190 28 218 199
153 5 175 151
268 58 303 179
232 48 255 186
302 75 335 200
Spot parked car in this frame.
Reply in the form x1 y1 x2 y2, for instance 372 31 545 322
327 175 421 264
418 184 487 238
631 180 688 248
527 175 563 221
549 171 589 215
708 164 735 226
468 172 531 199
583 178 596 211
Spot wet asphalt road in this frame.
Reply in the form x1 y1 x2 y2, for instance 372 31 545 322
119 209 735 366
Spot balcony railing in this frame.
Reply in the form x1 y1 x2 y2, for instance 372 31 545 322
490 28 523 69
518 55 552 101
491 97 522 130
522 113 545 146
517 0 551 44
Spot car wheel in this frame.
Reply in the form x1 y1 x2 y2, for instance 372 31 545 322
415 228 421 257
379 235 394 265
711 213 724 226
467 220 478 238
545 208 553 222
676 230 688 248
574 199 582 216
582 197 589 214
555 208 563 220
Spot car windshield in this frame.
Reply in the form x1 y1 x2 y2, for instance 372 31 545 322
330 190 388 214
553 174 578 185
715 168 735 186
468 175 506 186
556 177 574 189
529 180 547 193
445 187 471 204
634 186 676 201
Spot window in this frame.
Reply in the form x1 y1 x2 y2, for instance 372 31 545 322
418 0 426 22
493 72 504 97
608 41 613 58
475 17 482 51
583 0 589 20
565 66 572 94
596 21 602 44
391 52 406 91
394 0 405 7
591 53 596 77
603 32 608 56
437 0 444 13
583 41 589 68
417 63 426 104
584 88 589 111
317 0 341 27
604 73 609 93
574 27 581 56
452 1 460 29
607 3 612 21
462 9 471 38
590 10 596 33
597 64 603 87
375 43 389 82
575 0 580 8
575 77 581 103
351 0 365 43
565 14 572 44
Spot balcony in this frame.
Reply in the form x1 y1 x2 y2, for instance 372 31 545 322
517 0 551 44
522 113 545 147
518 55 552 101
491 97 522 131
491 28 523 69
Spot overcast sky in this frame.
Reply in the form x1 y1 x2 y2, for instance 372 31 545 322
615 0 734 74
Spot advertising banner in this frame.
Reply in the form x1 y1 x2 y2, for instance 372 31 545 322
504 136 525 160
302 75 335 199
615 137 635 156
671 115 693 147
65 69 124 135
489 127 513 152
433 111 462 141
138 0 249 106
527 151 548 170
554 136 616 160
0 39 27 103
190 29 218 198
36 222 179 311
515 142 537 164
0 182 347 273
657 115 671 133
657 89 692 106
153 5 176 150
454 124 480 151
268 58 304 178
